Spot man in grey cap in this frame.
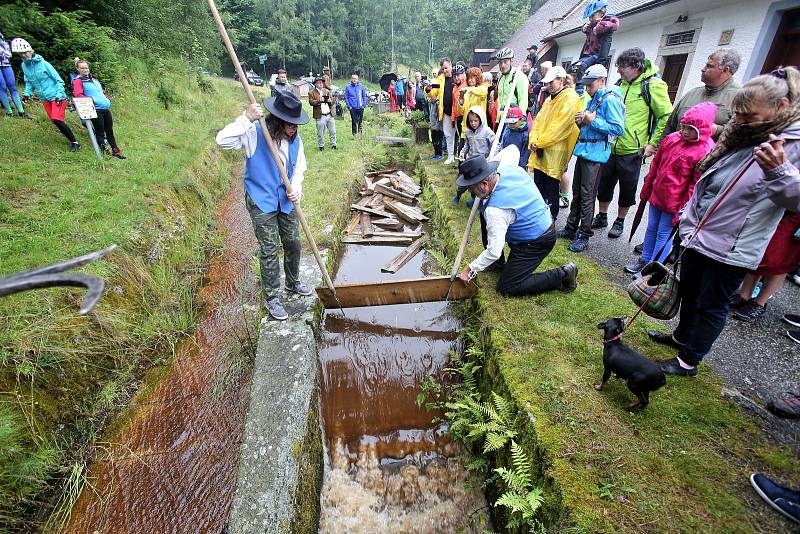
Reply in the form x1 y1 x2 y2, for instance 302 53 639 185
455 151 578 296
559 64 625 253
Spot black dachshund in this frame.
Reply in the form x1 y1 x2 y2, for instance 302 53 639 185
595 317 666 409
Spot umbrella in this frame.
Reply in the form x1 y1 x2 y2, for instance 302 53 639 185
379 73 398 92
628 200 647 242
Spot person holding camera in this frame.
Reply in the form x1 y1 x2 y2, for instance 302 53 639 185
308 76 336 150
13 38 79 151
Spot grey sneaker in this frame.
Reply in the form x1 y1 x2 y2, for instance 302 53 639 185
624 258 647 274
733 300 767 322
591 213 608 229
568 234 589 252
265 297 289 320
608 218 625 239
286 281 314 296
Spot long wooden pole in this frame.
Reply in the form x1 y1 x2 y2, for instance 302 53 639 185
206 0 340 308
446 67 521 298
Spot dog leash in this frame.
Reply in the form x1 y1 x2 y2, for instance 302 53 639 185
624 158 757 329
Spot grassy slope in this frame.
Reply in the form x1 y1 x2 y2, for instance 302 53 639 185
417 147 800 533
0 68 393 528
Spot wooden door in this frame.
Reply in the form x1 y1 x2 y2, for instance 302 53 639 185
662 54 687 102
762 7 800 73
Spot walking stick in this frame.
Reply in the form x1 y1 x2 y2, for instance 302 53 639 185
446 68 521 299
206 0 342 311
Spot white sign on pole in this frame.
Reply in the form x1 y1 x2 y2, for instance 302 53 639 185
258 54 267 64
73 97 98 120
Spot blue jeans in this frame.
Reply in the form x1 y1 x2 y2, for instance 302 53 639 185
642 205 674 263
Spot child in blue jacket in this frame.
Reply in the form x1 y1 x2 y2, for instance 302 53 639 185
499 105 531 170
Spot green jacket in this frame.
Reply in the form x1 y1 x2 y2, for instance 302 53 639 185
613 59 672 156
497 67 529 114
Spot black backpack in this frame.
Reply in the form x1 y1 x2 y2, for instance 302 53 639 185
617 73 660 137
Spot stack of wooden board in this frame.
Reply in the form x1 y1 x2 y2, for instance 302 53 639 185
343 170 428 273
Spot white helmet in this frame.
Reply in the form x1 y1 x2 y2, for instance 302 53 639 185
494 47 514 61
11 38 33 53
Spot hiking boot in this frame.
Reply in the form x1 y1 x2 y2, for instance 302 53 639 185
749 473 800 524
451 195 461 206
659 356 697 377
69 142 81 152
112 147 126 160
624 258 647 274
319 146 324 151
788 329 800 344
608 218 625 239
633 242 643 255
733 300 767 322
285 281 314 296
766 392 800 419
591 213 608 229
647 330 683 349
556 228 577 240
729 293 749 309
568 234 589 253
19 111 33 120
331 145 337 150
265 297 289 320
783 313 800 328
560 263 578 292
431 154 443 161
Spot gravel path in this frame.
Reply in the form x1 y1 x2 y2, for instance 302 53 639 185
555 164 800 453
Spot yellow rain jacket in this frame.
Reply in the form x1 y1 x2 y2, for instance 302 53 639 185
528 87 581 179
425 73 448 122
458 83 488 139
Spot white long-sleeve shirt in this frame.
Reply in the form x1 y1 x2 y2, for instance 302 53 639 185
467 144 523 273
215 113 307 195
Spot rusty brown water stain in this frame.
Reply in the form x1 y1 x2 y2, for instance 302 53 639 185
66 178 258 533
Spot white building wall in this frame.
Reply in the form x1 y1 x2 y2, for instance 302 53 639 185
552 0 781 101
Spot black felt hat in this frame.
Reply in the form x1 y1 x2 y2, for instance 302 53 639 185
456 155 500 187
263 90 309 125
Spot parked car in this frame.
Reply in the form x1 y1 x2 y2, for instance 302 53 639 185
234 69 264 86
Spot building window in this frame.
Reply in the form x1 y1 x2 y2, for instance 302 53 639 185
561 56 573 71
666 30 695 46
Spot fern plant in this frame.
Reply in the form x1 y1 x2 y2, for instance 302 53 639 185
494 441 545 530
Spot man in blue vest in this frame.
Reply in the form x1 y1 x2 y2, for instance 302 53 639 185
456 152 578 296
216 91 312 320
344 72 367 135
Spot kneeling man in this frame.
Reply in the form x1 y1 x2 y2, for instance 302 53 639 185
456 152 578 295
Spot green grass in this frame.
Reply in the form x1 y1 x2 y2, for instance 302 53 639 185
417 147 800 533
0 64 397 529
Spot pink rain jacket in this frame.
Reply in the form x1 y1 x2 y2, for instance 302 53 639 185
640 101 717 219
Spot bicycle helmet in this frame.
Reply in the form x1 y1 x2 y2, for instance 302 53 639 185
11 37 33 53
453 64 466 75
583 0 608 18
493 47 514 61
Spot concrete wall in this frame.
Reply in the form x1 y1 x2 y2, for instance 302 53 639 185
552 0 798 101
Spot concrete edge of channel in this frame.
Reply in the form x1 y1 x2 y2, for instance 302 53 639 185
228 255 324 534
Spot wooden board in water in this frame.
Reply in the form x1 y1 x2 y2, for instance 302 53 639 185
315 275 477 308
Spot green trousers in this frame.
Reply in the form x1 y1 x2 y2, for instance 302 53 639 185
245 194 301 299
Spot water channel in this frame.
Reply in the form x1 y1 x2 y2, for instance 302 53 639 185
317 239 490 532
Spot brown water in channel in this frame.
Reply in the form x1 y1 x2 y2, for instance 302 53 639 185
318 243 490 532
66 178 257 532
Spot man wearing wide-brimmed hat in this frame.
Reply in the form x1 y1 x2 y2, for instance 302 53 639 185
455 150 578 296
216 91 313 320
308 76 337 151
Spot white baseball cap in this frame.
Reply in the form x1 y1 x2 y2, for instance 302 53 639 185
541 66 568 83
581 64 608 83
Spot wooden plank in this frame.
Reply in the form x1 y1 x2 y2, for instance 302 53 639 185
363 175 374 192
371 230 422 238
359 213 373 238
394 171 421 193
354 195 372 208
366 168 397 178
384 200 429 223
341 236 413 246
381 238 426 273
371 217 404 231
315 275 477 308
367 193 386 208
344 214 360 234
390 176 421 196
374 183 416 204
350 204 395 219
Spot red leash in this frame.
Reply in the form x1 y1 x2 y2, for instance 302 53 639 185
624 158 757 329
